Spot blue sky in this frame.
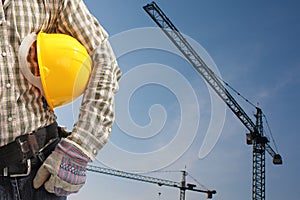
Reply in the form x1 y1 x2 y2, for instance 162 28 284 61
55 0 299 199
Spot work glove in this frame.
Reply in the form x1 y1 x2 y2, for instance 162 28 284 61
33 138 91 196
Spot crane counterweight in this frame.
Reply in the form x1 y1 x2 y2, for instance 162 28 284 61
273 154 283 165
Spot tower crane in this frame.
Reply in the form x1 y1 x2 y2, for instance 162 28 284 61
143 2 282 200
87 165 216 199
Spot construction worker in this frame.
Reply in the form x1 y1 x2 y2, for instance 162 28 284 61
0 0 120 199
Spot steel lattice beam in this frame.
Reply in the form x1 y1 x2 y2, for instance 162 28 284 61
143 2 282 200
87 165 216 199
87 165 180 188
143 1 256 133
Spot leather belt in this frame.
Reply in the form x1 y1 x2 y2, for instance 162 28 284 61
0 122 61 177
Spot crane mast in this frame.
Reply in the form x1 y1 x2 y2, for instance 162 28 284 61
87 165 216 199
253 108 266 200
143 2 282 200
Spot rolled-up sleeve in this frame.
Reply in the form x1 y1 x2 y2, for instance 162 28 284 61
56 0 121 160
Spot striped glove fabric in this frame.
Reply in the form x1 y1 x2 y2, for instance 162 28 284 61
33 138 91 196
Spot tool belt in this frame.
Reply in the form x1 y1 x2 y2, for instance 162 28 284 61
0 122 68 177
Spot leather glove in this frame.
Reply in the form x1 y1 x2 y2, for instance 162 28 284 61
33 138 91 196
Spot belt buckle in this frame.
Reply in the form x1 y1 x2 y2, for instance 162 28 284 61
3 159 32 177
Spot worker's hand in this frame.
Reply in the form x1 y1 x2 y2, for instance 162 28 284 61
33 138 91 196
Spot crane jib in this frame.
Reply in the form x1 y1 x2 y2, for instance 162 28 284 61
143 2 282 200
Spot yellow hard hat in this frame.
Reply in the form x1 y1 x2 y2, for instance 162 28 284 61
19 31 92 109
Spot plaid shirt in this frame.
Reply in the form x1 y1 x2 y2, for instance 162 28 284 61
0 0 120 159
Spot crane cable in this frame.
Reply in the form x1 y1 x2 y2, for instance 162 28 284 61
213 72 257 109
214 73 280 152
187 172 208 190
263 114 279 153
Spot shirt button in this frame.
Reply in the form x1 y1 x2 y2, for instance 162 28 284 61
93 149 98 155
2 52 7 57
8 117 13 122
6 83 11 88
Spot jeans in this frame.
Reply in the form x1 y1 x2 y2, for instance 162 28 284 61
0 167 66 200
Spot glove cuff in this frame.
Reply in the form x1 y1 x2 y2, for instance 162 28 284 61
56 138 92 164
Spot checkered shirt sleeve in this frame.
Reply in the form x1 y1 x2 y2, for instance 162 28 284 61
55 0 121 160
